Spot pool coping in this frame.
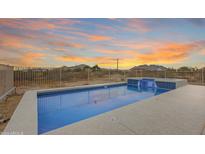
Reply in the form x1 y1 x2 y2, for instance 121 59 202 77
2 78 194 135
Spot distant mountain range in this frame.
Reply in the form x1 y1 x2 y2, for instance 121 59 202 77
130 64 168 71
61 64 90 71
14 64 204 72
60 64 168 71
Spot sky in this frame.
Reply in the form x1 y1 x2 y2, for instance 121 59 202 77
0 18 205 69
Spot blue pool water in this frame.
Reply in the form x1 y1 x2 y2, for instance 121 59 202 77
38 84 170 134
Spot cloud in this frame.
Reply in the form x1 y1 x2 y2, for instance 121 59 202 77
2 24 204 68
0 51 46 67
200 49 205 55
88 35 112 41
96 49 122 54
48 41 85 48
0 32 46 51
136 50 188 64
57 55 90 63
0 19 56 30
56 55 113 63
67 31 112 42
94 42 205 68
187 19 205 27
111 40 161 50
0 29 81 58
20 52 46 66
125 19 151 32
47 40 204 69
96 49 138 58
0 19 79 31
1 19 205 68
133 42 203 64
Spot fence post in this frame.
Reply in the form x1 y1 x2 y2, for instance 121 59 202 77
176 69 178 79
87 68 90 84
124 71 126 81
59 67 62 87
164 70 167 79
109 68 111 81
202 67 204 85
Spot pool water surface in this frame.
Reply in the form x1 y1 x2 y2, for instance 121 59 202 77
38 84 170 134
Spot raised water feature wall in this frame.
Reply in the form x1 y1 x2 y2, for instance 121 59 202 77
127 77 187 90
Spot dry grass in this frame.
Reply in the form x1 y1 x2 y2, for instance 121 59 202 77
0 94 22 133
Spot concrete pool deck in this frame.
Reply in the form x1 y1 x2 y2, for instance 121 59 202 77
46 85 205 135
3 81 205 135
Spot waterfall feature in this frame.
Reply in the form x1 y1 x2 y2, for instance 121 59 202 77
138 78 157 89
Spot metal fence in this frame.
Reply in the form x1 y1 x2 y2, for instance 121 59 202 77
125 69 205 85
0 64 14 99
13 67 127 93
12 66 205 93
14 67 61 88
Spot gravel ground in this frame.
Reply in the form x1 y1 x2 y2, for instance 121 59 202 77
0 94 22 133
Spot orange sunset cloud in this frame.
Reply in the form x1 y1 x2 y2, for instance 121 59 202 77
1 19 205 68
0 19 78 31
56 42 201 69
135 43 196 64
0 32 48 51
200 49 205 55
20 52 46 66
56 55 115 64
88 35 112 41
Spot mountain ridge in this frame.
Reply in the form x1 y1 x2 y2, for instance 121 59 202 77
130 64 168 71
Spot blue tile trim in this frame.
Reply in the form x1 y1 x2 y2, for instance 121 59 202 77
38 83 126 97
156 81 176 90
127 79 176 90
127 79 139 86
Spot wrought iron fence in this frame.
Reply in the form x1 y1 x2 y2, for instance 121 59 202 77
13 67 125 93
12 66 205 94
14 67 61 88
125 69 205 85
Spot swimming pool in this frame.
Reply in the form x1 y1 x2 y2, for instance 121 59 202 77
37 83 170 134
